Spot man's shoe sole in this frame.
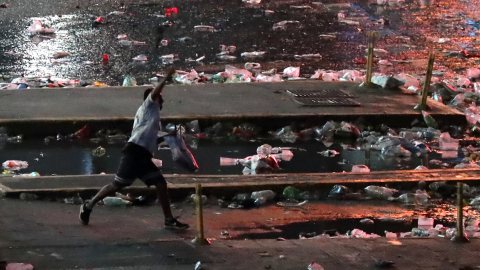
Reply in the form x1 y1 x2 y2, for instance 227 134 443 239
164 225 189 230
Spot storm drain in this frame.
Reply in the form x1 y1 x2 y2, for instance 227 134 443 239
286 89 360 106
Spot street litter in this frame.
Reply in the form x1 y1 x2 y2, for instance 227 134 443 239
103 196 132 206
318 150 339 157
220 144 293 174
6 263 34 270
241 51 266 58
3 160 28 171
194 25 215 32
92 146 106 157
273 20 300 30
53 52 70 59
118 39 146 46
133 54 148 61
28 20 56 34
307 262 324 270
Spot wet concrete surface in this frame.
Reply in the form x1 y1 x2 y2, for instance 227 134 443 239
0 0 479 85
1 197 480 269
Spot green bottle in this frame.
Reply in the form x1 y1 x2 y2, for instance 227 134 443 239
283 186 301 200
422 111 438 129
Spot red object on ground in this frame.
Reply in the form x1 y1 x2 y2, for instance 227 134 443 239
74 125 91 138
461 50 480 58
102 54 109 61
165 7 178 13
353 58 367 65
95 16 103 22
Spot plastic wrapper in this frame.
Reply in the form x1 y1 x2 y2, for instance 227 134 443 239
164 131 199 172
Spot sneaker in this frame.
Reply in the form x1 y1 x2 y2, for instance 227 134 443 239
79 202 92 225
164 218 189 230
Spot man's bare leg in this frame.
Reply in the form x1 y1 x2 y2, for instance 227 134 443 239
86 182 124 209
155 182 173 219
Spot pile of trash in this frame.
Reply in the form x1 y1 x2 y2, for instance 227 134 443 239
220 144 294 175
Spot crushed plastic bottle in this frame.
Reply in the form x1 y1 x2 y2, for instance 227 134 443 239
364 185 397 199
251 190 276 201
103 197 132 206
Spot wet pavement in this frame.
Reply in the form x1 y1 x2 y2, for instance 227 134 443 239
1 0 479 85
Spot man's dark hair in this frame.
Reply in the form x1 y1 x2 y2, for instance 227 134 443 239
144 88 153 100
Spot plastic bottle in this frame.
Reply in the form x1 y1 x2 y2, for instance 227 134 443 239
240 51 266 58
254 197 267 206
283 186 300 200
422 111 438 129
251 190 276 201
103 197 132 206
364 185 397 199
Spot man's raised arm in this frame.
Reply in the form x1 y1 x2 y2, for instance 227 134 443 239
151 68 175 101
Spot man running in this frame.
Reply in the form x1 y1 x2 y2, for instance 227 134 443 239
80 68 188 230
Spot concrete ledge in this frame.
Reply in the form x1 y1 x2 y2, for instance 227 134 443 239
2 168 479 200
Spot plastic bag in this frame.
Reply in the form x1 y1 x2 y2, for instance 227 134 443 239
122 76 137 87
283 67 300 78
164 130 199 172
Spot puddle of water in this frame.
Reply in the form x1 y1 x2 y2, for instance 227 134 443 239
0 137 453 175
234 218 455 239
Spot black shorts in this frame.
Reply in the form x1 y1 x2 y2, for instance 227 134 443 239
114 143 166 187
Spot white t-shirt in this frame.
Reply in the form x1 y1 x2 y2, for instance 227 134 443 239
128 93 161 155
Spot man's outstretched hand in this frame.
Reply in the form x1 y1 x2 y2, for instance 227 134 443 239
165 67 175 81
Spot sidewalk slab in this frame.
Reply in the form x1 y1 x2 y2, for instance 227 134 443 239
0 82 464 136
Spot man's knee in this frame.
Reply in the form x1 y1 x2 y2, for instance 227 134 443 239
112 181 129 190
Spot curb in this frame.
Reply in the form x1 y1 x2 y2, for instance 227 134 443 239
2 168 480 201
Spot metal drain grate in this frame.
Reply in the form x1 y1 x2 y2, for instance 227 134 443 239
292 97 361 106
286 89 354 98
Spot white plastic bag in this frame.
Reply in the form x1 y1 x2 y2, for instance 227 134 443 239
283 67 300 78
